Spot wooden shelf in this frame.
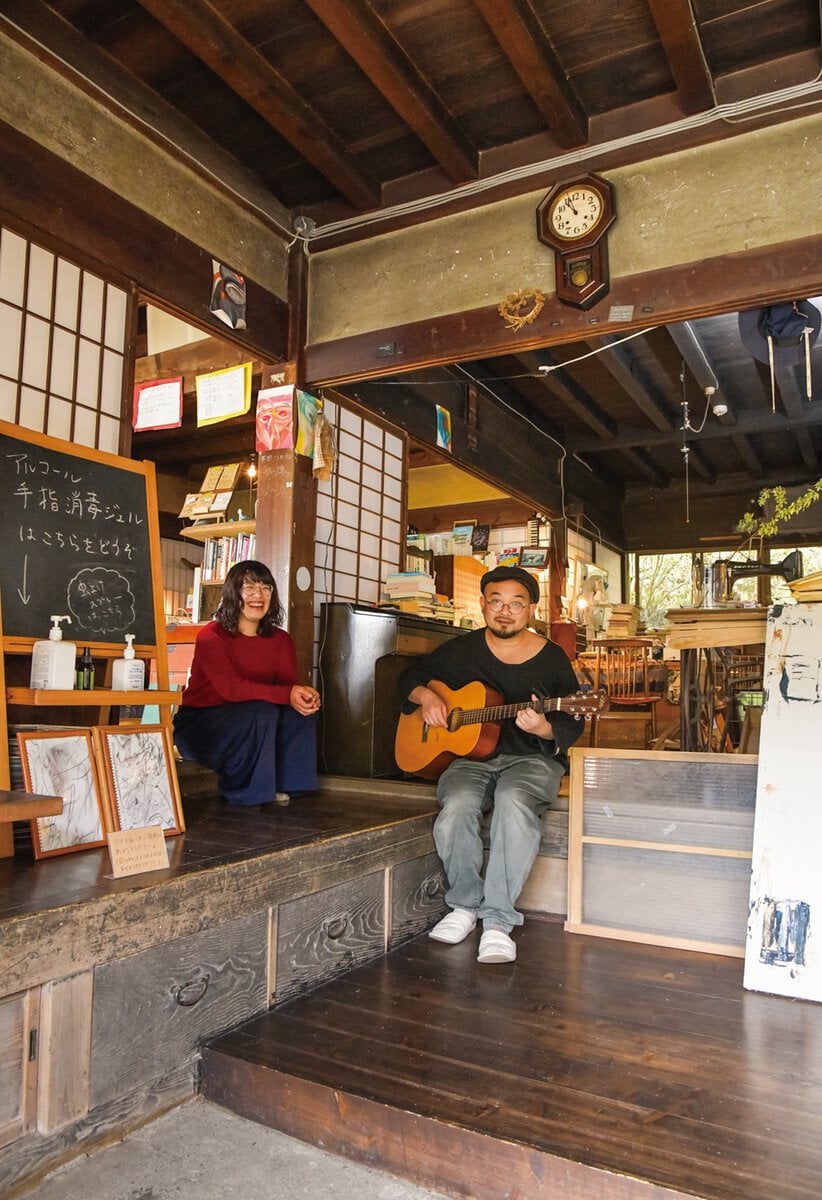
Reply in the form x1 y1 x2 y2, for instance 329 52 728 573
1 790 63 821
7 688 178 707
181 519 256 543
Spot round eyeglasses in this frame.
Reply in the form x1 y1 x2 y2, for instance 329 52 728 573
485 598 529 614
241 583 273 596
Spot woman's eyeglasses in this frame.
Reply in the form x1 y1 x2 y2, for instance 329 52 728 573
485 598 529 614
241 583 273 596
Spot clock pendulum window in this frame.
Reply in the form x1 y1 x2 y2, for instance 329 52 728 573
536 173 616 310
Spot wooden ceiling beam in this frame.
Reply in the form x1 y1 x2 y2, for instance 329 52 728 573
135 336 263 384
594 331 713 482
409 497 533 535
304 0 477 183
647 0 716 114
472 0 588 148
134 0 378 211
0 0 293 234
621 448 670 490
589 336 674 432
777 370 819 473
731 434 764 477
450 361 566 444
520 350 617 440
666 320 764 479
513 351 676 488
570 404 822 454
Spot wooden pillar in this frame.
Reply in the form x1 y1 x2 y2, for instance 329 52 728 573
255 441 317 679
253 239 318 679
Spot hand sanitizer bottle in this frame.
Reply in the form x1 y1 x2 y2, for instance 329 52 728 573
111 634 145 691
30 615 77 689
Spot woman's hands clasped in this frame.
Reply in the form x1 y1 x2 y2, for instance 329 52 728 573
290 684 321 716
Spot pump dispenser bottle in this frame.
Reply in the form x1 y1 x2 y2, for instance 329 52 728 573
30 615 76 689
111 634 145 691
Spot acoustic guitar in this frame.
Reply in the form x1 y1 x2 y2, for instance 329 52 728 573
394 680 608 779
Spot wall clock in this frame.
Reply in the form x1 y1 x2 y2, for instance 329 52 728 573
536 174 616 310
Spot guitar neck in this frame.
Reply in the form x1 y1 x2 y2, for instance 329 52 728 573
457 697 565 727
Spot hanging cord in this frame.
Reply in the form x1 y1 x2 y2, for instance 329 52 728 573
679 367 695 524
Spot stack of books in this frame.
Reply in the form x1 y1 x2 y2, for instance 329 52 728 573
606 604 640 637
380 571 438 617
789 571 822 602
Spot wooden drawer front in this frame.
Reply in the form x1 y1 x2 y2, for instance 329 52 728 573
89 910 268 1108
276 872 384 1004
0 990 38 1150
389 852 446 949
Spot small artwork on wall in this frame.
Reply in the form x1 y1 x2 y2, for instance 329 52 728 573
518 546 549 569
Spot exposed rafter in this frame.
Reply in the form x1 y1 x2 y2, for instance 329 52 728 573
646 0 716 113
472 0 588 148
305 0 477 182
134 0 379 210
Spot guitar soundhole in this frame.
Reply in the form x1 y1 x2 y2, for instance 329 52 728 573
446 707 464 732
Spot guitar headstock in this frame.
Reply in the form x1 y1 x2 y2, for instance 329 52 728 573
561 691 610 719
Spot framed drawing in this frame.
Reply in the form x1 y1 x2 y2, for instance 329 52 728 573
518 546 549 569
17 729 108 858
93 725 185 836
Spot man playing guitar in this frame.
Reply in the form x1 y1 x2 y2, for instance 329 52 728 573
399 565 584 965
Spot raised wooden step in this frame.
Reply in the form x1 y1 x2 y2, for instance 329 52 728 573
201 920 822 1200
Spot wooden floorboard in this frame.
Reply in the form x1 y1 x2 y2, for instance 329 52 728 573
202 919 822 1200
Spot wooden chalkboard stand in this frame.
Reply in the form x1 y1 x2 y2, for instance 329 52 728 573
0 422 178 857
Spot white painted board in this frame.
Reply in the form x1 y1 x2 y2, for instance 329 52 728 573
744 603 822 1000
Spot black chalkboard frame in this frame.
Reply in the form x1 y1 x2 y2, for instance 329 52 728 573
0 419 170 657
0 421 172 697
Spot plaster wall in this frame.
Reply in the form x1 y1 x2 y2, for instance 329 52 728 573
308 113 822 342
0 33 289 298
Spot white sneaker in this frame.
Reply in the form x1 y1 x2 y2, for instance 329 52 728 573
274 792 290 806
428 908 477 944
477 929 516 963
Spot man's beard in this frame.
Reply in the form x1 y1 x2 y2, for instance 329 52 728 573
487 624 519 640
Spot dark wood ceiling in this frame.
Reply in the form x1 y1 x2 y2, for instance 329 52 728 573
9 1 822 548
11 0 820 230
366 301 822 498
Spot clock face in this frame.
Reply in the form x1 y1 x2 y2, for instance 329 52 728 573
549 186 604 241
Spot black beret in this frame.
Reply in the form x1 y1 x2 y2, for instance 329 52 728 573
480 565 540 604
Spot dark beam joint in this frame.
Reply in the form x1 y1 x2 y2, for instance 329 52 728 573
305 0 477 183
647 0 716 114
472 0 588 148
135 0 378 211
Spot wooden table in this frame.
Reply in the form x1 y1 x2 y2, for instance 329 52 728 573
664 608 767 752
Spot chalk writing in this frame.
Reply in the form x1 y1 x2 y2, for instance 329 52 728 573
0 425 155 642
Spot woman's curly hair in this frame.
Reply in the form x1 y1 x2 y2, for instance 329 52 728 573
214 560 284 635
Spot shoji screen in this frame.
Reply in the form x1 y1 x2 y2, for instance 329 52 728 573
0 224 129 452
313 398 405 662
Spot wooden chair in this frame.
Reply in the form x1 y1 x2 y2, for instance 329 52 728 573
591 638 662 748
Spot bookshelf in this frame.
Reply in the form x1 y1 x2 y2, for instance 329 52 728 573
181 519 256 622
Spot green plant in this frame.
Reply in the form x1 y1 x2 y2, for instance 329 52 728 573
737 480 822 539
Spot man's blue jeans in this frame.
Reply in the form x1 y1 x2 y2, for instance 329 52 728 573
434 753 565 928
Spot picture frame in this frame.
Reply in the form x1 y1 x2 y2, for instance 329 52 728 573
92 725 185 837
518 545 550 569
17 729 108 858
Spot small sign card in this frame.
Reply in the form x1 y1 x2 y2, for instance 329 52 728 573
107 825 170 878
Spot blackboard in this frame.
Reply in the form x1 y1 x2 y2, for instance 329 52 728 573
0 422 157 645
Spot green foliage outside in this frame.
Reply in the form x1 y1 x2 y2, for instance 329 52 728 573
629 546 822 631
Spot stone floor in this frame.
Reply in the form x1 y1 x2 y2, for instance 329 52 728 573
19 1097 448 1200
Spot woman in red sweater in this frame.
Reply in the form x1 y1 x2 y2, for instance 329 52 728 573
173 560 320 807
